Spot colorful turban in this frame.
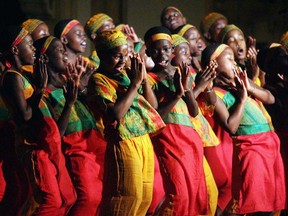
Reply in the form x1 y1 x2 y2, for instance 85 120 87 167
34 36 57 59
160 6 183 25
201 43 228 68
218 24 243 43
85 13 113 39
95 30 127 52
54 19 80 38
22 19 44 34
174 24 195 37
144 26 172 48
0 26 29 54
171 34 188 47
280 31 288 49
200 12 227 35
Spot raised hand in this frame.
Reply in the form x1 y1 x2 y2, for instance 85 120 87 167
63 63 79 104
195 60 217 91
129 53 145 87
233 67 248 102
179 61 190 90
174 68 184 98
33 55 48 90
122 25 139 43
246 36 259 80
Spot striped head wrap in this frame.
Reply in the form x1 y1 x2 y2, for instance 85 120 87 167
218 24 243 43
85 13 113 38
95 30 127 52
171 34 188 47
160 6 183 24
22 19 44 34
40 36 56 54
201 43 229 68
34 36 57 61
54 19 80 38
200 12 227 35
11 27 29 48
174 24 195 37
144 26 172 48
210 44 229 60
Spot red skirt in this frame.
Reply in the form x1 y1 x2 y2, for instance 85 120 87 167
228 131 286 214
152 124 208 216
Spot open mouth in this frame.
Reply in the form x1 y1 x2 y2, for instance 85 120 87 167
80 41 87 48
158 59 168 67
237 47 245 56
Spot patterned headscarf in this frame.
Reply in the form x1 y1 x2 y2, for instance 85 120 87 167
201 43 229 68
34 36 57 59
85 13 113 39
95 30 127 52
22 19 44 34
218 24 243 43
174 24 195 37
0 26 29 68
144 26 172 48
54 19 80 38
200 12 227 35
172 34 188 47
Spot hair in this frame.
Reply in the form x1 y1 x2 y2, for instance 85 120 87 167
201 43 223 68
0 26 28 54
54 19 80 39
144 26 172 48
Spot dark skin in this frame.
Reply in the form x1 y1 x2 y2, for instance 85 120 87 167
31 23 50 41
205 18 228 43
90 44 152 125
161 7 186 31
44 39 86 136
1 34 46 124
213 47 274 135
146 39 199 118
61 23 96 94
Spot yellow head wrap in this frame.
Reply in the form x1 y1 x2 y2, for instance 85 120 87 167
22 19 44 34
210 44 229 61
95 30 127 52
176 24 195 37
172 34 188 47
218 24 243 43
85 13 113 39
200 12 227 35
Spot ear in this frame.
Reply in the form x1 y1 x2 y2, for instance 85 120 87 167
11 46 18 55
204 32 211 40
183 17 187 25
91 33 97 40
61 36 68 45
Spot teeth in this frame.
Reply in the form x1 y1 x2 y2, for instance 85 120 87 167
81 41 86 46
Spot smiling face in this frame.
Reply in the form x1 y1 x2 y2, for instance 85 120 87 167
224 29 247 62
171 42 191 66
17 34 36 65
46 39 68 72
65 24 87 54
147 39 173 71
98 44 128 74
31 23 50 41
161 8 186 31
